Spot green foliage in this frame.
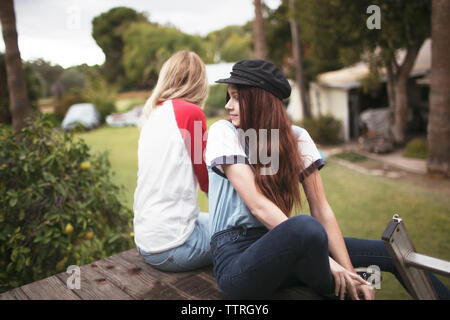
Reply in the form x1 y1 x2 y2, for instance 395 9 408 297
299 114 343 145
263 0 347 81
404 138 428 160
82 75 117 123
53 93 86 122
92 7 148 88
59 66 86 94
263 0 431 84
205 84 228 110
221 34 252 62
27 59 89 100
0 54 42 125
122 22 209 89
298 0 431 78
360 51 383 96
40 112 62 128
205 25 253 63
265 1 292 69
26 59 64 98
0 114 133 293
52 66 116 123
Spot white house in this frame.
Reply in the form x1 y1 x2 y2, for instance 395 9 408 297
287 39 431 142
205 62 235 85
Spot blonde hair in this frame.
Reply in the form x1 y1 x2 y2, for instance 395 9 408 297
142 50 209 121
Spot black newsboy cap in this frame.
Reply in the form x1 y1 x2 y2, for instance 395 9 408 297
215 60 291 100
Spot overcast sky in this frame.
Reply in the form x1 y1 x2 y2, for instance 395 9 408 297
0 0 281 68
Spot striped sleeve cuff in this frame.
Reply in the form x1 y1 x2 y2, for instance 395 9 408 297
210 155 250 178
299 158 325 182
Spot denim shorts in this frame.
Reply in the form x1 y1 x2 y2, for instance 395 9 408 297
137 212 212 272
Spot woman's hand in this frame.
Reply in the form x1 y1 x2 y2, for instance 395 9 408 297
355 283 375 300
329 257 372 300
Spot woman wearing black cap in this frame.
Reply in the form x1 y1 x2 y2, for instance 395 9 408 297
204 60 450 300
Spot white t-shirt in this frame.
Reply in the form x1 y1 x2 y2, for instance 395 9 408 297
133 99 208 253
205 120 325 235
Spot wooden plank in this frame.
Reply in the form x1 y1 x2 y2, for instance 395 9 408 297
55 264 133 300
91 255 160 299
0 247 325 300
90 250 191 300
0 287 30 300
120 248 318 300
118 249 199 285
139 281 192 300
18 275 81 300
114 251 204 299
197 268 218 285
118 249 224 299
172 274 224 299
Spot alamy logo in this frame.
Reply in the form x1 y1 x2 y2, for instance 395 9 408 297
66 265 81 290
178 121 280 176
367 265 381 289
66 6 82 30
357 265 382 289
366 5 381 30
237 128 280 175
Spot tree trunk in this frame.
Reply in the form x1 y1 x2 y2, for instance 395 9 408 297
0 0 31 132
392 77 408 144
253 0 267 60
289 0 310 118
427 0 450 177
385 62 396 139
391 44 422 145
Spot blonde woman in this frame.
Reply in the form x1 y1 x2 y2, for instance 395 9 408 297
133 51 211 272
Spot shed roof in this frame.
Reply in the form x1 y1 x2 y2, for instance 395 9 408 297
316 39 431 89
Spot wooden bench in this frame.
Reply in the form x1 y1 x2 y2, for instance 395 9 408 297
0 248 324 300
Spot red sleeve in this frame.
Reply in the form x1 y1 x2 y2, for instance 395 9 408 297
172 99 209 194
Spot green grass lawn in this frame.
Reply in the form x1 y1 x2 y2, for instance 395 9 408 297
76 121 449 300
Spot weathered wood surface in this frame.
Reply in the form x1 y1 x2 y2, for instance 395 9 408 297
0 248 324 300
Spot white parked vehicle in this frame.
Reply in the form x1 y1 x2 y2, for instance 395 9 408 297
106 105 143 127
61 103 101 130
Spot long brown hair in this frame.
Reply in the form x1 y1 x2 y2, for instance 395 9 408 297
230 86 306 216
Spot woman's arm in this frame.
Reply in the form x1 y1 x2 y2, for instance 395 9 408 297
224 162 371 299
223 159 354 268
222 163 287 230
302 170 373 299
301 170 355 272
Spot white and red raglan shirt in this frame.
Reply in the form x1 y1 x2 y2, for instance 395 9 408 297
133 99 209 253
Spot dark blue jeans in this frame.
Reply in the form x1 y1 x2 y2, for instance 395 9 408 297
210 215 449 299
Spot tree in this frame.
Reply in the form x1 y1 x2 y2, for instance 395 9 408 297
253 0 267 60
122 23 209 89
1 55 42 125
92 7 147 89
264 0 349 84
264 1 291 69
205 25 252 63
0 0 31 132
427 0 450 177
299 0 431 145
26 59 64 98
221 33 252 62
289 0 310 118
